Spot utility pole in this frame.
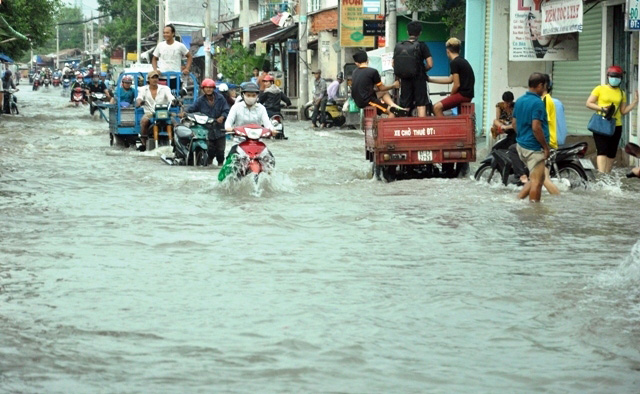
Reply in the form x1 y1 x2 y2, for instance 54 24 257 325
204 0 212 78
298 0 308 109
56 25 60 69
158 0 164 44
90 12 94 66
137 0 142 64
387 0 396 51
242 0 249 48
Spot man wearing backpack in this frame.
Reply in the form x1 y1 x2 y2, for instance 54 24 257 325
428 37 475 117
393 21 433 117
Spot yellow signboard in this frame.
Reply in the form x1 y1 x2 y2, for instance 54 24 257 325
126 53 138 61
340 0 375 47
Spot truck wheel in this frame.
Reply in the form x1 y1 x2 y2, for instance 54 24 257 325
379 165 397 182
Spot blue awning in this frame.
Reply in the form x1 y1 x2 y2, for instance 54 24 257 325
194 45 214 58
0 53 14 63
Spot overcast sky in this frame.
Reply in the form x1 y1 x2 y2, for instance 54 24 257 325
64 0 100 17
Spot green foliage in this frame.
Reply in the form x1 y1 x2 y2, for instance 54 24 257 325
404 0 466 33
34 6 86 55
97 0 157 52
214 44 266 84
0 0 61 59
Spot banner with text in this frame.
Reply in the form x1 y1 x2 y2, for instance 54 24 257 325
340 0 375 47
541 0 583 35
509 0 579 61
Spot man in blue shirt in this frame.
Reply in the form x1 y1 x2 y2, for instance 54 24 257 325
513 72 550 202
185 78 230 166
111 75 135 106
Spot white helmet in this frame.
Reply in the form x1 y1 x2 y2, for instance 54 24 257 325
88 65 93 69
218 83 228 92
217 73 223 80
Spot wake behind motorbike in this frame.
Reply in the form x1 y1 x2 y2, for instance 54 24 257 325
218 124 275 182
161 112 210 166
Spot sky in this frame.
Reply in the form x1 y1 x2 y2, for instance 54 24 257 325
63 0 100 17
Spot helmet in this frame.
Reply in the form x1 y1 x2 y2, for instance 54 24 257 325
241 82 260 93
122 75 133 83
65 63 69 67
75 71 81 76
263 74 275 82
217 73 223 80
201 78 216 88
607 65 623 77
337 72 344 80
218 83 229 92
88 65 93 69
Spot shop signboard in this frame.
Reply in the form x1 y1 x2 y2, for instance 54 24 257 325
509 0 579 61
340 0 375 47
541 0 583 35
628 0 640 30
363 0 382 15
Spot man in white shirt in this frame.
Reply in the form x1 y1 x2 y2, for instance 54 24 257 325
136 70 176 150
152 24 192 74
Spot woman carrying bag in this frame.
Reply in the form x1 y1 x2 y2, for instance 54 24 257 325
586 65 638 173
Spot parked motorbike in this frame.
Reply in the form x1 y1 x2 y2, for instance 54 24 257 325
475 137 596 188
2 89 19 115
71 87 85 106
161 113 211 166
303 99 346 128
218 124 275 182
52 76 60 87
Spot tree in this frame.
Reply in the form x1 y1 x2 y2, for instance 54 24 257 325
0 0 61 59
97 0 157 53
214 44 266 85
404 0 465 33
34 6 86 55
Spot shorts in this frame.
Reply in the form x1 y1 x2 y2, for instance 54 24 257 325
366 97 389 115
593 125 623 158
439 92 472 111
399 75 428 108
517 144 546 172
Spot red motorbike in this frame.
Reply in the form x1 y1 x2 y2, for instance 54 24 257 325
52 76 60 87
218 124 275 182
71 86 85 106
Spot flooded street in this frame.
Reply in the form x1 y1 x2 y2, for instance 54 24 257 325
2 88 640 392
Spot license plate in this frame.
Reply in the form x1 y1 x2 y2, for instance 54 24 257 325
579 158 595 170
417 150 433 162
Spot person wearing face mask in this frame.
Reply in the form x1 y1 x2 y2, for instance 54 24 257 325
86 74 111 112
586 65 638 173
224 82 274 134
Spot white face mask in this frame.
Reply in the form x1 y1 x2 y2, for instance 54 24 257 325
244 96 257 106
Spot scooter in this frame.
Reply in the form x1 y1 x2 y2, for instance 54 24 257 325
218 124 275 182
32 78 39 91
270 114 286 140
161 113 210 166
71 87 85 106
2 89 19 115
61 78 70 97
52 76 60 87
43 78 50 89
89 92 106 116
303 99 346 128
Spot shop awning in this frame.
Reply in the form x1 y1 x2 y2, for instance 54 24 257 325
257 24 298 43
0 53 14 63
193 45 215 58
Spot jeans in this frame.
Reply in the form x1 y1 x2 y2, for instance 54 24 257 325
311 97 327 125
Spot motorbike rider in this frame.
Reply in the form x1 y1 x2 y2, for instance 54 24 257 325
85 74 111 108
70 72 87 102
217 83 236 107
136 70 176 150
2 71 18 114
225 82 275 134
184 78 230 166
62 63 72 79
86 64 94 78
110 75 135 106
258 74 291 118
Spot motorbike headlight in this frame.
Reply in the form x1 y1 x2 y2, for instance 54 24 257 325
156 110 169 120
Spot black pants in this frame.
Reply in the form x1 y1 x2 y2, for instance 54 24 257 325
208 136 226 166
311 97 327 125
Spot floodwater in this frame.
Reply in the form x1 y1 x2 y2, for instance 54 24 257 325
1 87 640 393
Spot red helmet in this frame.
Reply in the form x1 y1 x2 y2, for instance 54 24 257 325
263 74 275 82
607 65 623 77
201 78 216 88
122 75 133 83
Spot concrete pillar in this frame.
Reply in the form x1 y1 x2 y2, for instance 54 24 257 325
464 0 486 136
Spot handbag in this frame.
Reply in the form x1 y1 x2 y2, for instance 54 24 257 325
587 113 616 136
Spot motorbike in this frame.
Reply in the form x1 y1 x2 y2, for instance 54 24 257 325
32 78 40 91
218 124 275 182
303 99 346 128
61 78 71 97
144 104 174 151
161 113 210 166
89 92 106 116
71 87 85 106
270 114 286 140
2 89 19 115
52 76 60 87
475 137 596 188
43 78 50 89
